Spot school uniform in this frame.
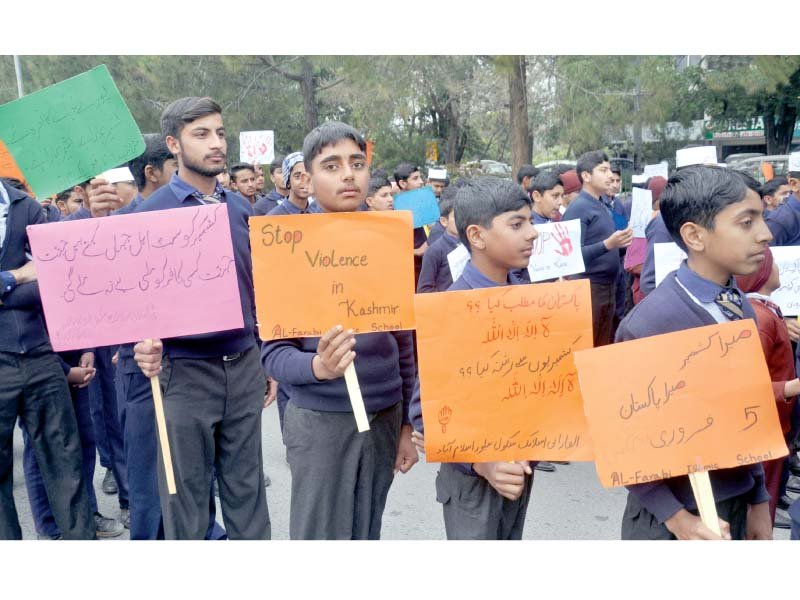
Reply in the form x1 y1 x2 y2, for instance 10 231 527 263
639 212 673 297
616 261 770 540
531 211 551 226
253 190 285 216
133 174 270 540
765 193 800 246
260 212 416 538
0 181 95 540
562 189 621 346
416 232 460 293
409 261 534 540
426 220 445 246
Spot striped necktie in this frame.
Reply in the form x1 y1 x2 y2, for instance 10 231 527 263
714 288 744 321
192 190 222 204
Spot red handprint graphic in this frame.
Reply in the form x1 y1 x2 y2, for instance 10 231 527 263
438 406 453 433
552 223 573 257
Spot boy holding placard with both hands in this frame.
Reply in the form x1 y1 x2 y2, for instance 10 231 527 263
410 177 539 540
615 165 773 540
260 122 418 540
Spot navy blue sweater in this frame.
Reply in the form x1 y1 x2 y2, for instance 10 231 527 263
562 189 619 285
640 213 673 297
765 193 800 246
416 232 459 293
426 221 445 246
133 175 257 359
0 182 51 354
253 190 284 216
615 266 769 523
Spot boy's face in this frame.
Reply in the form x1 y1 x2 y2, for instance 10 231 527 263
154 158 178 188
685 189 772 279
428 180 445 197
532 185 564 220
270 168 287 194
473 206 538 270
366 185 393 211
57 190 83 216
288 162 311 200
308 139 369 212
444 209 458 237
764 184 791 210
254 165 265 192
582 161 611 196
168 113 227 178
233 168 257 199
608 172 622 196
400 170 423 191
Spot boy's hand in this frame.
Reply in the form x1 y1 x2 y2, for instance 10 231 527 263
784 378 800 399
78 352 95 370
785 317 800 342
9 261 37 284
411 430 425 454
312 325 356 380
67 366 96 388
111 351 119 365
394 424 418 474
264 377 278 408
87 177 122 217
473 461 531 501
664 509 731 540
604 228 634 250
134 339 163 378
746 502 772 540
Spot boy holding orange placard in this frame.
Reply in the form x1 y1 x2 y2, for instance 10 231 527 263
616 166 773 540
260 122 418 540
410 177 539 540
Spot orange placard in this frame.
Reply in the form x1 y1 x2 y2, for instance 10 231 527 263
0 139 30 192
574 320 788 488
251 211 415 339
415 280 595 463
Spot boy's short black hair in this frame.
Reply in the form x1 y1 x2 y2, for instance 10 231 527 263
269 156 284 176
760 176 789 198
128 133 174 190
660 165 749 252
160 97 222 140
371 167 389 179
54 188 74 204
394 162 420 184
302 121 367 171
528 171 563 195
367 176 391 197
733 170 761 194
438 186 458 218
230 163 256 183
454 177 532 249
576 150 610 182
516 165 539 184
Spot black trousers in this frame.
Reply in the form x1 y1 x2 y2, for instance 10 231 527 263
0 348 95 539
590 281 617 347
156 345 270 540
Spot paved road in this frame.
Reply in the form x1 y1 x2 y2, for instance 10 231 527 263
11 403 793 540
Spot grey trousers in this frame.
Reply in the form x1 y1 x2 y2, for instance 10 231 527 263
436 462 533 540
0 349 95 540
621 491 748 540
284 400 401 540
157 345 270 540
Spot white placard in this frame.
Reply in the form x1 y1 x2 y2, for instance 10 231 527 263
99 167 134 184
769 246 800 316
527 219 585 282
629 188 653 238
447 243 470 282
654 242 687 287
643 161 669 181
239 130 275 165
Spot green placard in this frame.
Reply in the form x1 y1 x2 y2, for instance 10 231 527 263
0 65 144 199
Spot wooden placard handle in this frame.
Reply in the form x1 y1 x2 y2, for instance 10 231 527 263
145 340 177 495
688 470 720 536
344 362 370 433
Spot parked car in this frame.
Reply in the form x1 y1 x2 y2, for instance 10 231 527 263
730 155 790 184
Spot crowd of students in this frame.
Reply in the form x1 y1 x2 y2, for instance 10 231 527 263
2 94 800 541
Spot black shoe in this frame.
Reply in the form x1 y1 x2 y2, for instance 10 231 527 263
535 461 556 472
787 475 800 494
778 494 793 511
774 510 792 530
94 512 124 538
102 468 118 495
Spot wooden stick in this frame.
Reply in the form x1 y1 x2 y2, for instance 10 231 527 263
150 374 177 495
344 362 370 432
688 471 720 536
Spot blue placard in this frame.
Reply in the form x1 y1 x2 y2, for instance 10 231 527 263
393 187 440 228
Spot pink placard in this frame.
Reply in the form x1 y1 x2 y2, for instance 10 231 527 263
623 237 647 271
27 204 244 351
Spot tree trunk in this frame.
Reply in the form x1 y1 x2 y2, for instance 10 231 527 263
764 98 797 155
300 58 318 131
508 56 531 174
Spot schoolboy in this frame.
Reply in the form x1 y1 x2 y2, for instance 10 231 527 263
365 175 394 211
427 168 449 199
616 165 773 540
426 184 458 246
229 162 258 206
267 152 315 216
563 151 633 347
417 187 459 293
516 164 539 193
409 177 538 539
253 156 286 216
261 122 418 540
760 177 791 213
529 170 564 225
131 97 270 540
0 179 96 540
395 162 429 279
